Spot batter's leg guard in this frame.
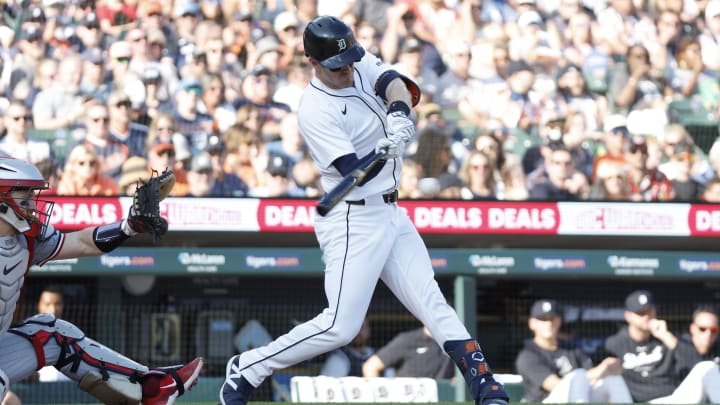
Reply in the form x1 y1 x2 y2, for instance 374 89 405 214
220 355 255 405
444 339 510 405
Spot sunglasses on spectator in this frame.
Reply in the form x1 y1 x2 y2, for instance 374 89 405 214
611 127 629 136
77 160 98 167
697 325 720 334
90 116 109 123
629 144 647 154
10 115 31 121
115 56 131 63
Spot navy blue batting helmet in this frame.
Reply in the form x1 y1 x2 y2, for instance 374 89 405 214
303 16 365 69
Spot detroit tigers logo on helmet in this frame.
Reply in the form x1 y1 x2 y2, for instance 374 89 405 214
337 38 347 51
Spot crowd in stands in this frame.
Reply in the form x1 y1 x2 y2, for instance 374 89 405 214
2 0 720 202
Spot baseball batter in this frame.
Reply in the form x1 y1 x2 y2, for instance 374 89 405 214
221 16 509 405
0 156 202 405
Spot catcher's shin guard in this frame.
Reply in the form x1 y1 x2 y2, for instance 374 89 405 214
10 314 148 404
444 339 509 405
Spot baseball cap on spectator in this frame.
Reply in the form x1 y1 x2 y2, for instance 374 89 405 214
110 41 132 60
274 11 300 32
625 290 655 313
142 66 162 83
507 60 533 76
118 157 151 190
28 5 46 23
233 9 253 21
43 0 66 7
400 36 423 54
418 103 442 121
108 90 132 106
81 47 104 64
518 0 537 5
205 134 225 154
706 0 720 18
255 36 281 58
604 114 628 133
175 1 200 18
267 154 290 177
191 154 213 173
81 12 100 29
249 64 272 77
558 64 582 78
177 77 202 94
152 140 175 156
518 10 543 27
530 299 562 318
21 26 43 42
141 1 163 17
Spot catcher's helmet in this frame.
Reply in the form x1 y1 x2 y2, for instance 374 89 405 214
303 16 365 69
0 157 53 237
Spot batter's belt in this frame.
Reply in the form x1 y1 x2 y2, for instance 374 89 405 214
345 190 399 205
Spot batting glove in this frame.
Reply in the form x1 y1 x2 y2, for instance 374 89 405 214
386 101 415 143
375 137 404 159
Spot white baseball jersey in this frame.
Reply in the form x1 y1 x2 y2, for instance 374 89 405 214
230 50 473 389
298 52 401 199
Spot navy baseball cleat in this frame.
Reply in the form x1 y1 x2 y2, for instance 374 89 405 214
220 355 254 405
476 379 510 405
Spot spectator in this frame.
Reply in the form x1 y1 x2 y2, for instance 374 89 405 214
701 177 720 202
459 149 500 200
699 0 720 71
591 114 631 182
237 64 291 141
265 112 305 164
528 144 589 200
679 307 720 364
665 141 704 200
389 36 440 103
199 72 236 134
57 144 119 196
598 290 720 403
205 134 249 197
588 160 633 201
436 41 481 108
399 158 424 199
10 27 47 97
108 41 134 91
502 60 541 133
0 101 52 165
272 57 312 112
555 64 607 133
171 76 215 155
31 53 88 131
287 153 321 198
96 0 138 38
362 326 454 379
272 11 303 71
321 318 375 377
146 138 191 197
608 44 669 136
250 153 293 197
75 12 105 51
173 2 202 69
515 299 632 403
625 135 675 201
107 89 150 158
118 156 152 196
186 151 248 197
79 47 111 104
668 36 715 108
141 65 173 121
223 124 264 190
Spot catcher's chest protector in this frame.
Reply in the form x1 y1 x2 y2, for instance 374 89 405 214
0 234 30 338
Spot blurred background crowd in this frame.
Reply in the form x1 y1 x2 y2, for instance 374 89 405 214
2 0 720 202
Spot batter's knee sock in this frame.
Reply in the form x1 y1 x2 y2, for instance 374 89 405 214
444 339 510 405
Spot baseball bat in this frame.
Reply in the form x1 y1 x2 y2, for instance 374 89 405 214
316 151 387 216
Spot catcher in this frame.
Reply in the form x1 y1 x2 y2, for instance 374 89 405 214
0 156 201 405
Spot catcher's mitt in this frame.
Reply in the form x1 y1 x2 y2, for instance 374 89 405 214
127 169 175 241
